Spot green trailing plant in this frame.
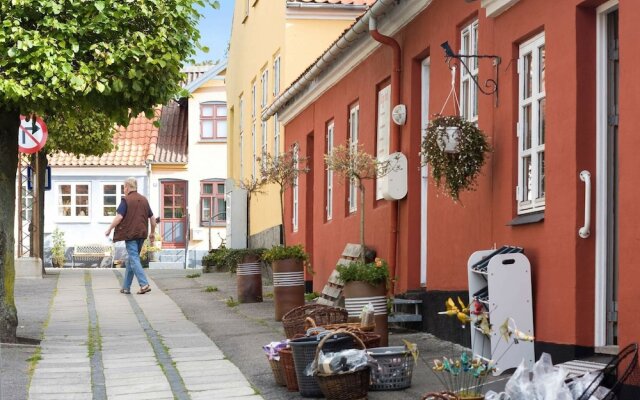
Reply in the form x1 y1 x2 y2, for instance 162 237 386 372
204 286 218 293
262 245 309 263
325 144 395 261
186 273 201 279
421 114 491 202
50 228 66 268
336 258 390 288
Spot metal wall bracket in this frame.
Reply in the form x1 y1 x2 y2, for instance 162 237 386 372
441 41 501 107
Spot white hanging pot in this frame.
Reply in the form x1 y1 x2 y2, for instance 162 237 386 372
437 126 461 154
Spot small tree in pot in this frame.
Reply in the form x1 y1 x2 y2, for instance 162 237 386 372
324 144 394 260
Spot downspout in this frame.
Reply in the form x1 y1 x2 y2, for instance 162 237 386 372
369 17 401 295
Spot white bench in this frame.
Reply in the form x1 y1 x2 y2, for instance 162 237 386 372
72 244 114 268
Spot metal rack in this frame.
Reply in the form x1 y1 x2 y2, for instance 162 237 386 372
468 248 535 375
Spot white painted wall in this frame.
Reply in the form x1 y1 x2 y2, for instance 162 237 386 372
149 79 228 252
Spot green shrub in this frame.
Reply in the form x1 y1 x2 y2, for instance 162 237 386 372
262 245 308 263
336 258 389 287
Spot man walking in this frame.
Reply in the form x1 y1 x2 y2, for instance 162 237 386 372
105 177 156 294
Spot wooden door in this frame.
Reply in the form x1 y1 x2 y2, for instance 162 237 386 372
160 180 187 248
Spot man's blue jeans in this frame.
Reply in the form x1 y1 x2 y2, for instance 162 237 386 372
123 239 149 290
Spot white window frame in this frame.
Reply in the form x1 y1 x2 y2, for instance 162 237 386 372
252 122 257 178
261 69 269 108
239 95 244 134
261 120 268 169
56 182 91 222
100 183 125 222
460 20 479 123
517 32 546 214
348 104 359 213
251 81 256 119
292 144 299 232
326 121 335 221
273 56 281 97
274 113 280 158
240 132 244 181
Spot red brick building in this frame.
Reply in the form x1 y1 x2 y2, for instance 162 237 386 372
263 0 638 372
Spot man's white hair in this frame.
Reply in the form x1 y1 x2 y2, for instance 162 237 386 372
124 177 138 191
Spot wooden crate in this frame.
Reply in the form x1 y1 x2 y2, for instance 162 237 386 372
316 244 362 306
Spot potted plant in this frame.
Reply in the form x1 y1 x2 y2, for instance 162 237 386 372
236 248 266 304
337 257 391 346
259 146 310 320
50 228 66 268
262 244 309 320
421 114 491 202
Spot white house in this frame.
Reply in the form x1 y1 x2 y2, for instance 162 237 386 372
44 63 229 267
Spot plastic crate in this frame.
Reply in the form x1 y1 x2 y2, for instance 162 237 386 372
368 346 414 391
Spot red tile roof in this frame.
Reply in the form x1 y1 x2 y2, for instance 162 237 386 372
154 100 189 164
49 110 160 167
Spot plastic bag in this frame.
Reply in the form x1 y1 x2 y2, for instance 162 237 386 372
262 340 288 361
504 360 533 400
306 348 370 376
485 391 511 400
360 302 375 327
568 370 604 399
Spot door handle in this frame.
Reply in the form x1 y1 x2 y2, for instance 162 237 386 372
579 170 591 239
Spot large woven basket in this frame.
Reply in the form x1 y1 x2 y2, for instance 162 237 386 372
289 333 354 397
314 329 371 400
267 355 286 386
279 348 298 392
282 304 348 339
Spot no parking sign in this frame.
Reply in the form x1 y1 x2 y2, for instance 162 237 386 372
18 115 48 154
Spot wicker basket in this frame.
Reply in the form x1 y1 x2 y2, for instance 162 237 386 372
267 355 286 386
368 346 414 391
282 304 348 339
279 348 298 392
353 331 381 349
289 332 354 397
314 329 371 400
321 322 375 332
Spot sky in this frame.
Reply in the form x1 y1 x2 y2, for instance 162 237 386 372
193 0 236 64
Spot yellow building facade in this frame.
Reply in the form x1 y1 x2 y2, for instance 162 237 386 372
226 0 374 246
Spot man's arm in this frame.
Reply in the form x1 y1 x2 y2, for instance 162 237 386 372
149 216 157 244
105 214 123 237
105 198 126 237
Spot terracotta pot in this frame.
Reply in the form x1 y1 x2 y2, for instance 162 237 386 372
343 281 388 346
237 262 263 303
272 258 305 321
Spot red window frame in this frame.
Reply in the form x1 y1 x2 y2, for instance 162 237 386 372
200 180 226 226
200 102 227 140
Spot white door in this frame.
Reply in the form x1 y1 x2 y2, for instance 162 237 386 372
421 58 430 287
595 0 619 349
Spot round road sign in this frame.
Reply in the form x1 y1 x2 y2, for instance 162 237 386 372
18 115 48 154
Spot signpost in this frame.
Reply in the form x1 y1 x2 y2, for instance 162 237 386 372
17 115 49 265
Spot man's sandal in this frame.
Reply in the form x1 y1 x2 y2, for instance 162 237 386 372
137 285 151 295
120 289 131 294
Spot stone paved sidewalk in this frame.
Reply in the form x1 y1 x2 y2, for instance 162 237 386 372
27 269 261 400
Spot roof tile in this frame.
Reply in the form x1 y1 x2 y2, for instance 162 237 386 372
49 110 160 167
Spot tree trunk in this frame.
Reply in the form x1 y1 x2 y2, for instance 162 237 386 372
0 109 20 343
359 180 365 262
246 192 251 248
279 187 286 247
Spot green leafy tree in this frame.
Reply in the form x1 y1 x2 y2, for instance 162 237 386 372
0 0 219 342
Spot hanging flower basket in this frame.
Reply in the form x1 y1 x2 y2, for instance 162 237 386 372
437 126 462 153
421 115 491 202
